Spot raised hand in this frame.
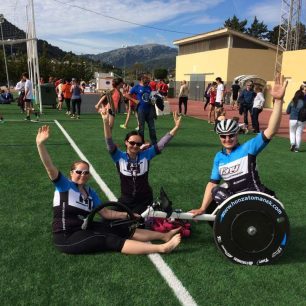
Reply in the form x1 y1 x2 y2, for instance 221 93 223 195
270 74 288 101
36 125 50 145
173 111 182 128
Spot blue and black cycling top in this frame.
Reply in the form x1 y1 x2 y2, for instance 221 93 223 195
210 132 270 193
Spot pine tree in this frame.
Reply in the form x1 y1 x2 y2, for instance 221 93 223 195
224 15 247 33
247 16 269 39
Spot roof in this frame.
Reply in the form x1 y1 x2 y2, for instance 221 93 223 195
173 27 278 51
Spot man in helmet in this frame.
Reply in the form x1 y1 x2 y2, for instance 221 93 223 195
190 74 288 217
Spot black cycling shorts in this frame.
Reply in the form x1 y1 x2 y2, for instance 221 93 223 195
53 221 131 254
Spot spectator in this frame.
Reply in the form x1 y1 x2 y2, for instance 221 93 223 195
56 79 64 111
157 79 168 97
62 79 72 115
215 77 224 111
95 77 124 129
208 82 217 124
231 80 241 110
286 89 305 152
203 83 212 111
239 82 256 129
120 82 139 130
15 77 26 113
178 80 189 115
149 79 157 92
124 74 157 144
0 87 13 104
22 72 35 121
70 79 83 119
252 86 265 133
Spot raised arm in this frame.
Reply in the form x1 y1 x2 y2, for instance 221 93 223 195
36 125 59 180
264 74 288 140
157 112 182 151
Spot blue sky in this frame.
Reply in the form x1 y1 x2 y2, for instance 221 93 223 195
2 0 306 55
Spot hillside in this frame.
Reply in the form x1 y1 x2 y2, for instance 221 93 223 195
85 44 178 70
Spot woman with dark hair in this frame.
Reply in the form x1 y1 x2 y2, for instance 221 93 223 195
286 88 306 152
101 110 182 214
36 125 181 255
95 77 124 129
70 78 83 119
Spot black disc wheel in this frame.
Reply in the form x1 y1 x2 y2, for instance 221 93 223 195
82 201 139 238
213 192 290 266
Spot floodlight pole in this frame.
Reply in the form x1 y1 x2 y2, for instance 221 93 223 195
0 14 10 88
122 44 127 81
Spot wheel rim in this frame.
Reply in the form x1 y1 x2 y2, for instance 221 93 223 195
231 210 275 253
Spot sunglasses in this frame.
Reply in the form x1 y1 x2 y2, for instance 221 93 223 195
127 140 142 147
219 134 236 139
72 169 90 175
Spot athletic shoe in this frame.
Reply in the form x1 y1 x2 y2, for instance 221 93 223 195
71 114 75 119
77 116 80 119
24 116 31 121
0 119 4 124
294 148 299 153
290 144 295 152
135 127 139 131
120 124 126 129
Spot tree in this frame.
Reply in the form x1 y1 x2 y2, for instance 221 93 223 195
267 25 280 45
224 15 247 33
154 68 168 80
247 16 269 39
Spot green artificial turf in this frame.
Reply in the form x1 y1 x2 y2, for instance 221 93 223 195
0 103 305 305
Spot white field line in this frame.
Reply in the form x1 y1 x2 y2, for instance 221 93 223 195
54 120 197 306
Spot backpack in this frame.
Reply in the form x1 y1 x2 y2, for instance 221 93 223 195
298 101 306 122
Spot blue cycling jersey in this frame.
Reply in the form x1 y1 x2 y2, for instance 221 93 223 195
52 172 101 232
210 132 270 193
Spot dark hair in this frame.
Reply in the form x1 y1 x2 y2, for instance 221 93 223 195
112 77 123 87
235 80 239 84
22 72 29 79
292 89 304 107
215 77 223 83
124 131 144 144
130 82 134 87
70 160 90 171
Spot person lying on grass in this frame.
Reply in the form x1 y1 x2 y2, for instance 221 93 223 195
190 74 288 217
101 110 182 214
36 125 181 255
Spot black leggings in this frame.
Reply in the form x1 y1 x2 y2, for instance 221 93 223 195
71 98 81 116
53 222 130 254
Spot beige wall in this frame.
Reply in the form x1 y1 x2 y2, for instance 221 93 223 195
264 50 306 109
227 48 276 82
175 49 229 82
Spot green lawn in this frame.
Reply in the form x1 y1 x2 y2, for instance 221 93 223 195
0 103 306 305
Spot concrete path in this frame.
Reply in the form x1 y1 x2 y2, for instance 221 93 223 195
167 98 306 142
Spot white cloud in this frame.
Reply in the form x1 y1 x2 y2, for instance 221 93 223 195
246 3 281 25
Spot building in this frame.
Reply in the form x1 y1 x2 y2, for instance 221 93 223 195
173 28 278 101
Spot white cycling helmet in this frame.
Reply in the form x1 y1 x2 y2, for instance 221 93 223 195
216 119 239 135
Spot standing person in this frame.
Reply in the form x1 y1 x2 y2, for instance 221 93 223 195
203 83 212 111
56 79 64 111
101 110 182 214
208 82 217 124
286 89 306 152
239 82 256 129
62 79 72 115
178 80 189 115
149 79 157 92
215 77 224 111
22 72 34 121
95 77 124 129
252 86 265 133
120 82 139 130
70 79 83 119
15 77 26 113
231 80 241 110
36 125 181 255
189 74 288 217
157 79 168 97
124 74 157 144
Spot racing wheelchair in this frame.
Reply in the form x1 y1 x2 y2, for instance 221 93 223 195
82 189 290 266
